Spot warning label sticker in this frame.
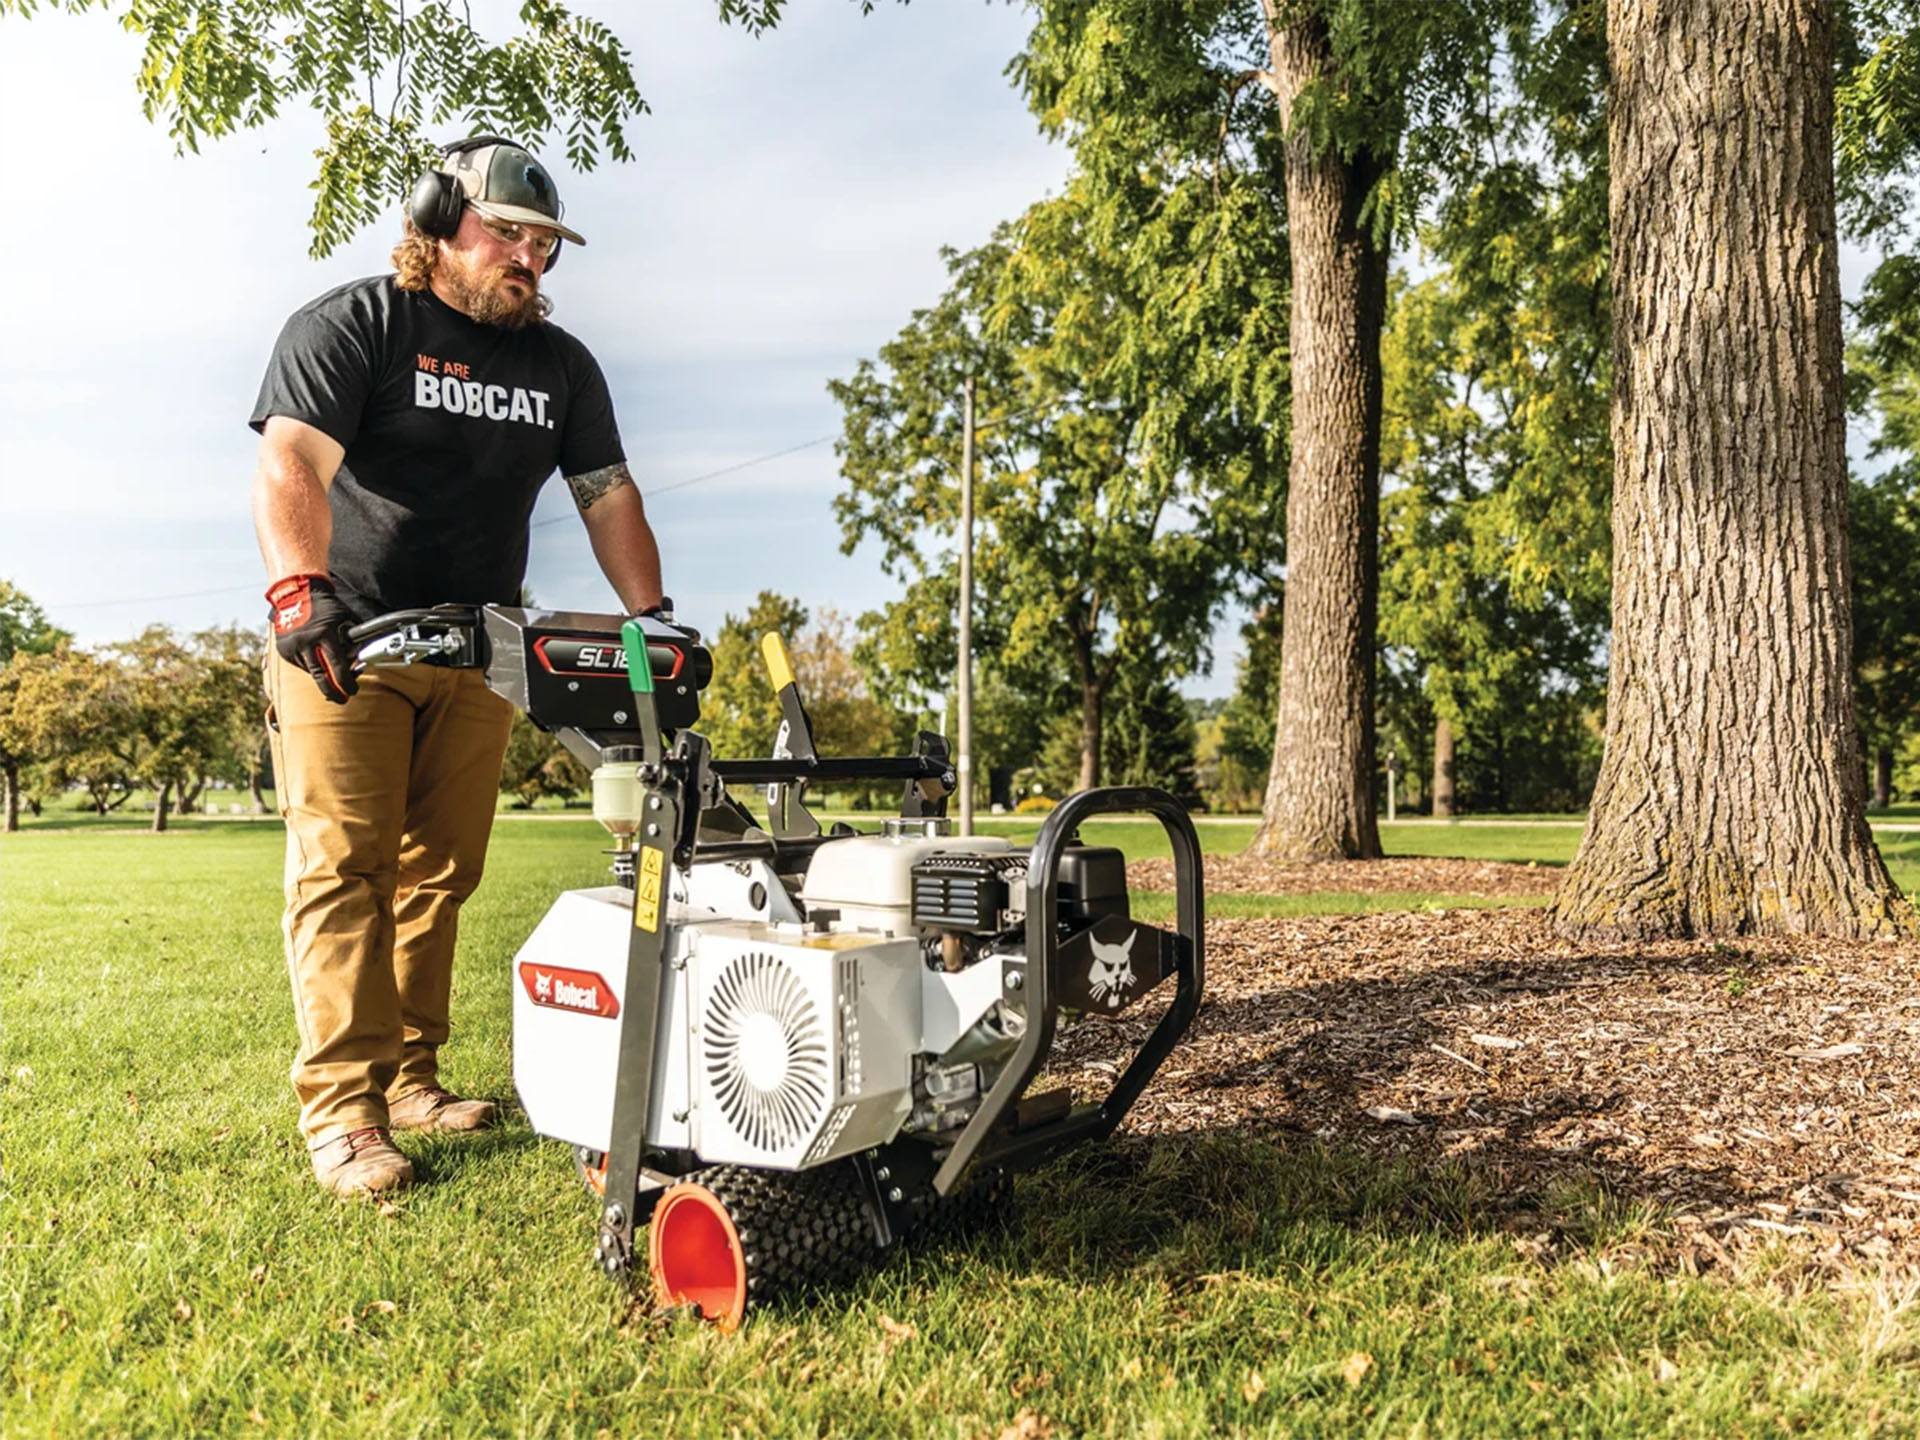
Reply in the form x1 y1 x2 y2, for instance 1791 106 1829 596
633 846 664 932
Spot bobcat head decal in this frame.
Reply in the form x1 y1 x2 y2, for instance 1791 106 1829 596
1087 930 1138 1009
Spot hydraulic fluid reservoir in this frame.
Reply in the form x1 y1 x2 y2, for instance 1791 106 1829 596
592 746 647 840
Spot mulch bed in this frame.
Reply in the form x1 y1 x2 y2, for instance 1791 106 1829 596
1052 908 1920 1273
1127 855 1559 899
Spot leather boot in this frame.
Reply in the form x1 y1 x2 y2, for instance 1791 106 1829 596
389 1086 497 1134
310 1126 414 1197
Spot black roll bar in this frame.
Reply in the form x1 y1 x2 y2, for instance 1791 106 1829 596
930 785 1205 1195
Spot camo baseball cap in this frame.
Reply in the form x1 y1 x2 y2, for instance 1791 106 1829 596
445 140 586 246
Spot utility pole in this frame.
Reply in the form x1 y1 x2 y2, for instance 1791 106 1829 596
957 376 976 835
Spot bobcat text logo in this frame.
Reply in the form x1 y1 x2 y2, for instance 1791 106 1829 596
1087 931 1138 1009
518 961 620 1018
414 355 553 429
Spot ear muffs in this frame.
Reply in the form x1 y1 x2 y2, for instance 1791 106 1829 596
407 134 561 272
406 167 466 238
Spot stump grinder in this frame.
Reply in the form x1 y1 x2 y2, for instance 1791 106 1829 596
350 601 1205 1329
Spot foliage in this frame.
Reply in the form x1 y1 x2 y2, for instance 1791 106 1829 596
698 591 811 764
0 579 69 668
186 625 270 811
1205 603 1283 813
500 713 590 808
0 580 73 826
1373 7 1611 814
1 0 645 256
0 645 138 815
831 161 1286 789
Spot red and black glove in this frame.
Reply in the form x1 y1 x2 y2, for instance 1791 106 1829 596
266 573 359 704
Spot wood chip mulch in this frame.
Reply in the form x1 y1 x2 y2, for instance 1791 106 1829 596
1126 855 1560 899
1051 908 1920 1275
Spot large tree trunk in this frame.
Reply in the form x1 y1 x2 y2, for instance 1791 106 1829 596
2 759 17 833
1555 0 1911 939
1432 717 1456 819
1249 5 1388 861
152 780 171 834
1078 682 1103 793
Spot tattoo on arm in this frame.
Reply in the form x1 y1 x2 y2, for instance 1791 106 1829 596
566 461 638 513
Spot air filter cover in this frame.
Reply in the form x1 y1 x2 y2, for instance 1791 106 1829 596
689 924 922 1169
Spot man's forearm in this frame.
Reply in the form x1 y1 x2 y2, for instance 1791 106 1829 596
569 463 664 612
253 449 334 581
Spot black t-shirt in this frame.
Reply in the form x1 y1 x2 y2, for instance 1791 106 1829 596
249 275 623 620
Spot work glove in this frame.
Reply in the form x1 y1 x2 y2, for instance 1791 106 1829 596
266 573 359 704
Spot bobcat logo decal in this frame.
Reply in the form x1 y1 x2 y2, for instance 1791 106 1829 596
1087 931 1138 1009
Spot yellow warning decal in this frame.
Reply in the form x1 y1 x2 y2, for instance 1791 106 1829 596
633 846 665 933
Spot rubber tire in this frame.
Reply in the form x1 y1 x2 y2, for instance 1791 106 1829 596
914 1165 1015 1247
655 1162 878 1324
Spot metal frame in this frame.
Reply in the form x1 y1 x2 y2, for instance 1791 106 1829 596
930 786 1206 1195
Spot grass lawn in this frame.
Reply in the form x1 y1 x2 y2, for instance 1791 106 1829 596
6 818 1920 1435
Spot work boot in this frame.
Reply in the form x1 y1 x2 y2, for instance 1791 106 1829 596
310 1127 414 1198
389 1086 497 1134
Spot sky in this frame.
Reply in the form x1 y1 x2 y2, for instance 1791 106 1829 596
2 2 1277 696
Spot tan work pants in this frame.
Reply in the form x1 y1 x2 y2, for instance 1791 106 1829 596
266 652 513 1147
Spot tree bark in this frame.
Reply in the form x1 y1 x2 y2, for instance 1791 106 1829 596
1874 747 1894 811
1432 717 1456 819
152 780 171 834
1555 0 1912 939
2 759 17 833
1078 675 1104 793
1249 5 1388 861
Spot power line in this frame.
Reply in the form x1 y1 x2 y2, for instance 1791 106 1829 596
47 432 843 611
532 433 837 529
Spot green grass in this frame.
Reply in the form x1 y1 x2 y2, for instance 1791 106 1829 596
7 821 1920 1435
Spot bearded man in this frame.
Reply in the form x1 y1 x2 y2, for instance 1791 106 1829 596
249 136 664 1198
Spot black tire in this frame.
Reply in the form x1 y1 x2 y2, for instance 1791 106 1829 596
654 1161 879 1324
913 1165 1015 1247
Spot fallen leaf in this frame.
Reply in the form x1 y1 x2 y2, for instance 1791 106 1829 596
996 1411 1053 1440
375 1199 401 1219
1342 1351 1375 1387
249 1264 268 1286
1241 1368 1268 1402
878 1314 917 1349
172 1299 193 1322
247 1408 268 1427
1784 1042 1864 1060
1365 1105 1420 1125
1469 1033 1524 1050
361 1299 398 1317
1652 1352 1679 1383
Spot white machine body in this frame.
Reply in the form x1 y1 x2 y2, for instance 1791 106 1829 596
512 833 1028 1172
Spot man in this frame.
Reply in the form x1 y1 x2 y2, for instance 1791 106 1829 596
250 136 664 1198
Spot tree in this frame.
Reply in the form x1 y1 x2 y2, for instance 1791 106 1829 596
186 625 269 814
0 580 71 830
832 171 1285 793
1847 253 1920 808
699 591 811 764
1019 0 1524 858
1552 0 1912 939
3 0 648 256
0 646 137 817
500 713 591 808
105 627 231 832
